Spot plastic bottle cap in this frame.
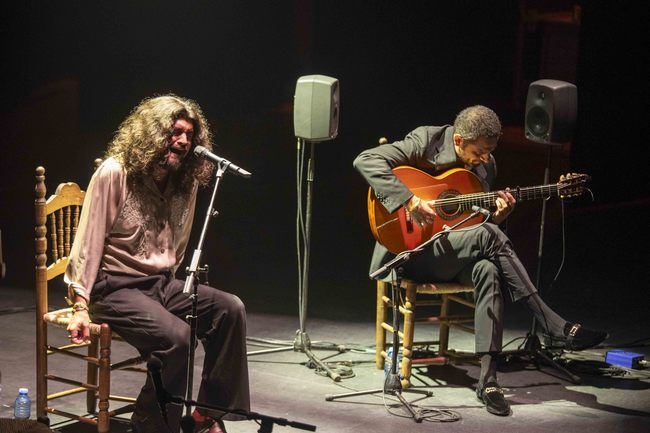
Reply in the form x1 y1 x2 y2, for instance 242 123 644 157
19 387 28 394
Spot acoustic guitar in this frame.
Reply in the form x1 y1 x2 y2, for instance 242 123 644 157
367 167 590 254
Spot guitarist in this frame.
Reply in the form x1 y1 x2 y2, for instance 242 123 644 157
353 105 607 416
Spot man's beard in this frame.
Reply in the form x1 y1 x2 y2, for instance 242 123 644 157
157 147 184 171
159 156 182 171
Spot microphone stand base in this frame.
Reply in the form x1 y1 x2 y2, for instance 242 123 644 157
325 373 433 423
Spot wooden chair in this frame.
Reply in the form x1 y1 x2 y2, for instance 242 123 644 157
371 137 476 388
35 165 144 433
375 279 476 387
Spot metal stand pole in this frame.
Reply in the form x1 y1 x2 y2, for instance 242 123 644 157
246 139 348 381
531 144 552 335
182 161 229 419
499 145 580 384
296 140 345 380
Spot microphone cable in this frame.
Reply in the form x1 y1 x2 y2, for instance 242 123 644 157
547 185 595 294
546 198 566 293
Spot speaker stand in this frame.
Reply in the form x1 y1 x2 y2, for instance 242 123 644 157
246 139 349 381
498 145 580 384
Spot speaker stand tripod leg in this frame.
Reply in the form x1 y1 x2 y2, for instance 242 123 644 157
523 334 580 383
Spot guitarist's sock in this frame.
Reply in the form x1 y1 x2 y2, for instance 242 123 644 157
523 292 567 337
478 352 498 390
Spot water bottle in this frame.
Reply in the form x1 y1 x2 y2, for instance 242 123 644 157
14 387 31 420
384 346 402 377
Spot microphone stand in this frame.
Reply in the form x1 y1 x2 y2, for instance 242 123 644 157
181 159 233 422
149 365 317 433
325 208 489 422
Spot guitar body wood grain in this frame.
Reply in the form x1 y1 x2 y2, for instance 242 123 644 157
368 167 484 254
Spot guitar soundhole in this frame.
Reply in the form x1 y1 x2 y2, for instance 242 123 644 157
435 189 461 220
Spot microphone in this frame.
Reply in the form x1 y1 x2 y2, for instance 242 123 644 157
471 205 491 217
194 145 252 178
147 357 170 423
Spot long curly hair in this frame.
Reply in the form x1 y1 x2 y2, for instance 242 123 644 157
106 94 215 191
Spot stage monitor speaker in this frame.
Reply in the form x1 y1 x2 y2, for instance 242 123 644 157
293 75 339 142
525 79 577 144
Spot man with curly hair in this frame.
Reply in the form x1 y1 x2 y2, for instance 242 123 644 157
354 105 607 416
65 94 247 433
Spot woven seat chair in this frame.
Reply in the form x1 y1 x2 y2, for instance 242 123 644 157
375 279 476 388
35 165 144 433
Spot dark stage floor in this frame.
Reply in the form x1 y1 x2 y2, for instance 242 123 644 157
1 282 649 433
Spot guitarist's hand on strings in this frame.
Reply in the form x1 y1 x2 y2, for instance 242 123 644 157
492 189 516 225
406 195 436 226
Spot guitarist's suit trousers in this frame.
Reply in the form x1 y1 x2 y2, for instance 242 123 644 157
402 222 537 353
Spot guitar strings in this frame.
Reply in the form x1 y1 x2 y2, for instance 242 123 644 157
431 184 562 209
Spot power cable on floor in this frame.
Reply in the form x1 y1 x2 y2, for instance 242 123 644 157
381 391 462 423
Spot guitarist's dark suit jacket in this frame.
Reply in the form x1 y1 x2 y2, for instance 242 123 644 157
353 125 496 278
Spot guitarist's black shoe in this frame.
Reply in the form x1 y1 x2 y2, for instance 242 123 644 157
544 323 608 351
476 381 511 416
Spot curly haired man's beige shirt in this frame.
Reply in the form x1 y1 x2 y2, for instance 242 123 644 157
65 157 198 301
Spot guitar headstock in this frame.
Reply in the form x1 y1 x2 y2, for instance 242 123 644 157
558 173 590 198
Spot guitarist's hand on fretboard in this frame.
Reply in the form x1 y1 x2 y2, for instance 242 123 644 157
406 195 436 226
492 189 516 225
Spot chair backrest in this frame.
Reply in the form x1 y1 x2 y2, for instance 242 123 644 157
34 166 85 312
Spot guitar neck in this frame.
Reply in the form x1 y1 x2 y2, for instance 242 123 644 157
436 183 561 209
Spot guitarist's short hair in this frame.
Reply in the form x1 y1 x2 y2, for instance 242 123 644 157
453 105 502 141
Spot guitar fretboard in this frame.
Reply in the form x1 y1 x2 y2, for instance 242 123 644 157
434 184 561 211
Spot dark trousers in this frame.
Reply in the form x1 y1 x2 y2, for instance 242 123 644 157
403 223 537 353
89 272 250 432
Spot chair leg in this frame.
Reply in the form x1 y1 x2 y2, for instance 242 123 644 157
86 336 99 413
97 324 111 433
439 294 451 356
36 321 48 422
400 284 417 388
376 281 388 370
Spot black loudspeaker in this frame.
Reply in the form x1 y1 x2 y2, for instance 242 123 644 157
525 79 577 144
293 75 339 141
